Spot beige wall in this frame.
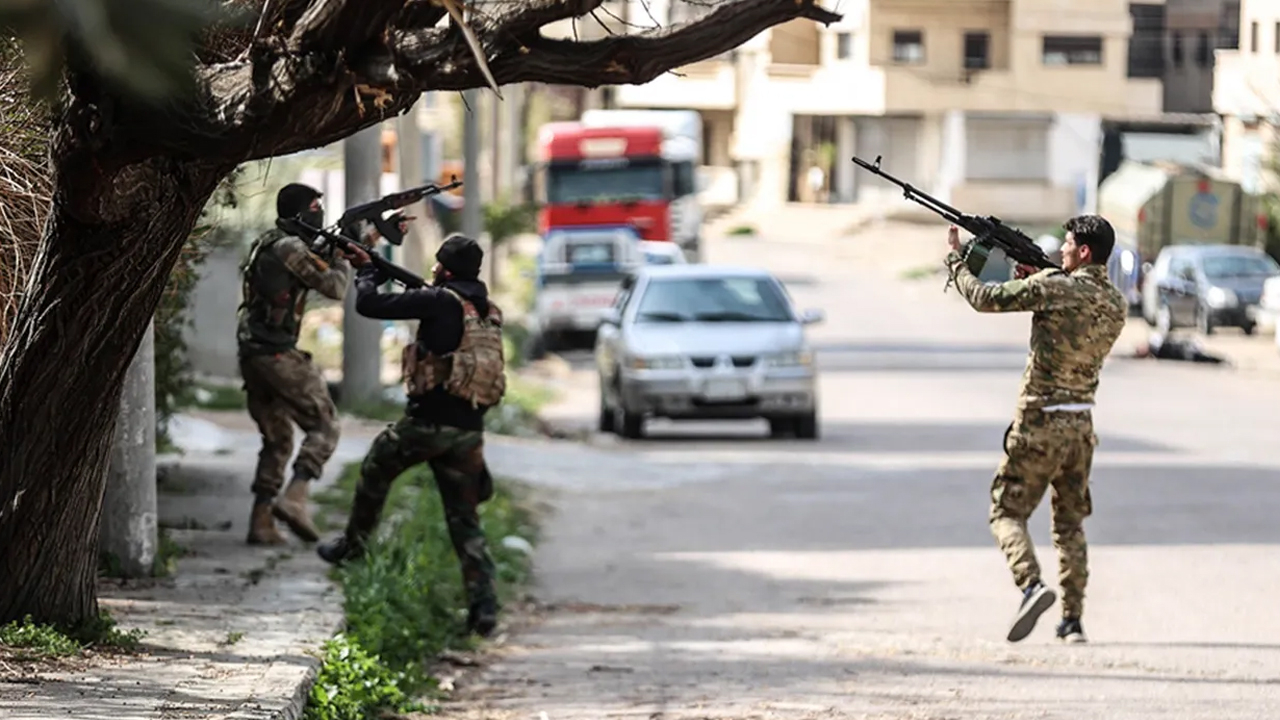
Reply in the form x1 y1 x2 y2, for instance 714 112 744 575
868 0 1012 74
770 18 821 65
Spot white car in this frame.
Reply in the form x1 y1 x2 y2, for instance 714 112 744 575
638 240 688 266
594 264 823 440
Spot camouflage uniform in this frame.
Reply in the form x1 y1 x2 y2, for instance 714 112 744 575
237 227 353 544
347 418 496 609
945 250 1126 623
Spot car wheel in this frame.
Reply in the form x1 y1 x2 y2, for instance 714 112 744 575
768 417 794 438
1243 321 1256 336
617 408 644 439
794 411 819 440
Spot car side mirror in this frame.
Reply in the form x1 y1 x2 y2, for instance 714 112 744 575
599 308 622 326
799 308 824 325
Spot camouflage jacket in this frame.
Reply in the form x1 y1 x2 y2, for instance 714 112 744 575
236 228 353 357
944 251 1127 410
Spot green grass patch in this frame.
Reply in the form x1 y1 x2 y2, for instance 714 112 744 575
303 462 538 720
726 224 757 236
0 612 147 661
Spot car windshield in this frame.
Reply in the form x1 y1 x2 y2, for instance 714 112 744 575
1201 253 1280 279
633 276 793 323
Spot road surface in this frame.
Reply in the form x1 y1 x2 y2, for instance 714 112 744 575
443 220 1280 720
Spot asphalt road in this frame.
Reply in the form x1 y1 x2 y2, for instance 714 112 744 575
450 225 1280 720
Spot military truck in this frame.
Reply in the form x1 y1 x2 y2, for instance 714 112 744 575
1098 160 1270 312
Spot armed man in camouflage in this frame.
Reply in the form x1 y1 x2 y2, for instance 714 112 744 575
236 183 355 546
317 234 506 638
944 215 1127 645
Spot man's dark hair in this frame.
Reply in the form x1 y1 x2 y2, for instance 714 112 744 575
1063 214 1115 265
277 183 323 219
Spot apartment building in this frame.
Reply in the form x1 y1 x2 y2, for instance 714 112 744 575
1213 0 1280 194
605 0 1165 222
1156 0 1240 113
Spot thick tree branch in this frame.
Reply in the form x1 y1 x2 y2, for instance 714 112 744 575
399 0 843 89
89 0 841 168
288 0 407 52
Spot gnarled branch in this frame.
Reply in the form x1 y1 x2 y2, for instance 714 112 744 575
86 0 842 168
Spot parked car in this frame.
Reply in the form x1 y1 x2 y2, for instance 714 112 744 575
1141 244 1280 335
593 264 823 440
638 240 688 265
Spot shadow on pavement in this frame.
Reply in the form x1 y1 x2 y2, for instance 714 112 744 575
626 419 1173 454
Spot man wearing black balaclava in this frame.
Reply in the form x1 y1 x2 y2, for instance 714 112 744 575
236 182 355 547
316 233 507 639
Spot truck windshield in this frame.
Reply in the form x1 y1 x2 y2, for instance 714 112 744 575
547 163 666 204
634 277 794 323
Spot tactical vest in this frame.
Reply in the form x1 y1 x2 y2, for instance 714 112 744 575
400 289 507 408
236 229 310 355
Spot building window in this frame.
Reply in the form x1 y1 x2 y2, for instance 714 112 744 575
836 32 853 60
964 31 990 69
1218 1 1240 49
1275 22 1279 52
1251 21 1258 51
1196 31 1211 66
892 30 925 64
1042 35 1103 65
1171 31 1183 66
1128 3 1166 78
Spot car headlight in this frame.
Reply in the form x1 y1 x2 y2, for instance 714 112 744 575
765 350 813 367
1206 286 1238 308
627 354 684 370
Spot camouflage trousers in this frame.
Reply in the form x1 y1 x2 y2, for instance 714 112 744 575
240 349 341 498
990 407 1097 619
345 415 497 608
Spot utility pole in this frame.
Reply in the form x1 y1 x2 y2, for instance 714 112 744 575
462 89 486 282
100 320 157 578
341 123 385 409
396 96 431 277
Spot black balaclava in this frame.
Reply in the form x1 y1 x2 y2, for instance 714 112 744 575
277 183 324 235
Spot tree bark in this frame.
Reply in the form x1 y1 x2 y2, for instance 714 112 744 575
0 155 224 627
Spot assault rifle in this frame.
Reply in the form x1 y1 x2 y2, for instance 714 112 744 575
282 218 427 289
281 176 466 290
850 155 1059 290
338 176 464 247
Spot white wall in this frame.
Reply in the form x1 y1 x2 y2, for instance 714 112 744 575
1049 113 1103 215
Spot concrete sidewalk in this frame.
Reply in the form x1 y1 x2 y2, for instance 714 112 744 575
0 412 386 720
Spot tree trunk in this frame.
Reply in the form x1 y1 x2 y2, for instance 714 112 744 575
0 156 223 627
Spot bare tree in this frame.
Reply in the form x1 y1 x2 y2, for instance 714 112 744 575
0 0 841 627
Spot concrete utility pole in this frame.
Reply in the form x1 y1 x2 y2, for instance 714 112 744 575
395 96 431 277
462 89 487 282
100 320 158 578
341 123 385 408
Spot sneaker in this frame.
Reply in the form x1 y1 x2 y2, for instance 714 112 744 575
1007 581 1056 643
1056 617 1087 644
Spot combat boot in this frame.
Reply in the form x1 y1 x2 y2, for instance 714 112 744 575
272 478 320 542
246 501 287 546
467 596 499 638
316 534 366 566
